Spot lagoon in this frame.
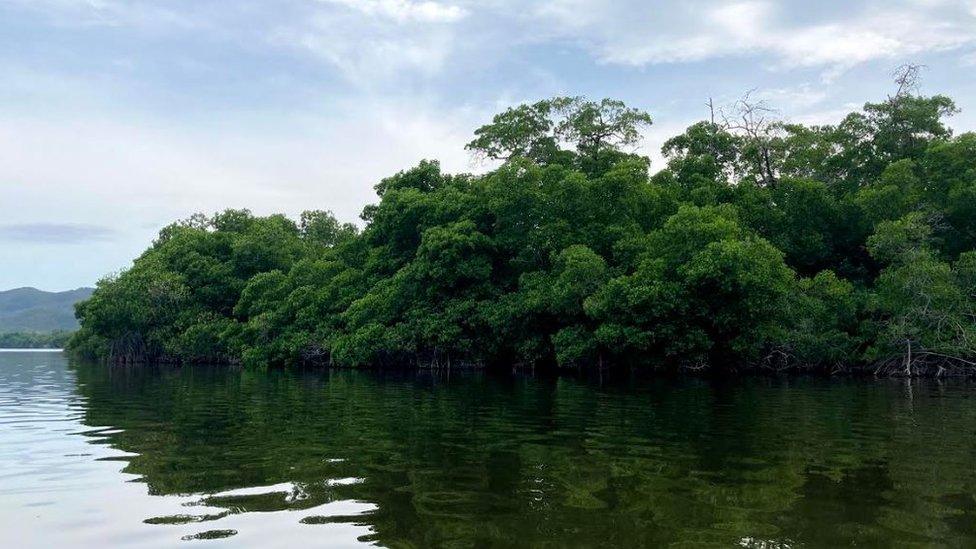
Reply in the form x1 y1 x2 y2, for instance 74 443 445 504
2 351 975 547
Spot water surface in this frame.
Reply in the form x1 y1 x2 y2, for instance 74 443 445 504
2 351 975 547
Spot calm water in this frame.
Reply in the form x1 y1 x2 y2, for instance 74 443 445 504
2 351 976 547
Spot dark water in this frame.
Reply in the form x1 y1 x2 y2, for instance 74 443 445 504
2 351 976 547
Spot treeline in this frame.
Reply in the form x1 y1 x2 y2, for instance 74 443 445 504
0 331 72 349
70 88 976 375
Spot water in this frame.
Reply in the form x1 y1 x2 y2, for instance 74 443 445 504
1 351 975 547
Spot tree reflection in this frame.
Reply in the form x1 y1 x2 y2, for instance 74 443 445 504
70 360 976 547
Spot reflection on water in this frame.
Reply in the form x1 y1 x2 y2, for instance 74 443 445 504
1 351 975 547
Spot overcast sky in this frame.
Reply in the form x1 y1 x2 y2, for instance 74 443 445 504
2 0 976 290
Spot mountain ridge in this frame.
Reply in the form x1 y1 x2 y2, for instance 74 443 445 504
0 287 94 332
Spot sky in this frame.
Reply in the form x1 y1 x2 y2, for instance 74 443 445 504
2 0 976 291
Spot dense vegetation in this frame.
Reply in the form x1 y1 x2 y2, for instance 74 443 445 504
0 330 72 348
70 87 976 375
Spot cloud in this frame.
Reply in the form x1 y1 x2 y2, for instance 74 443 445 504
2 0 199 29
320 0 467 23
6 1 467 86
754 85 828 110
269 0 469 86
0 223 116 244
9 0 976 84
0 96 484 228
281 16 457 85
2 0 975 290
523 0 976 77
0 96 486 286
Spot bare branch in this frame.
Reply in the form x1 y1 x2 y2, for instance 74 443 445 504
891 63 927 99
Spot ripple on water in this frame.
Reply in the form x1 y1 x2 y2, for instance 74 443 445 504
3 353 976 548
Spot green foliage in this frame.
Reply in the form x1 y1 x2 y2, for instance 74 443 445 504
0 330 73 348
855 159 922 226
586 205 795 367
299 210 358 248
866 212 933 265
466 96 652 174
777 271 861 369
71 91 976 374
863 214 976 373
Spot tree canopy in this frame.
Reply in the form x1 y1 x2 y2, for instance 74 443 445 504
71 87 976 375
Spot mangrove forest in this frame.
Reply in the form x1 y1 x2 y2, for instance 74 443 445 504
69 88 976 375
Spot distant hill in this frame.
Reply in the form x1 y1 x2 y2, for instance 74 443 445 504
0 287 94 332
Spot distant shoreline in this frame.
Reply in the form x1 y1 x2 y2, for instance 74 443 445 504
0 348 64 353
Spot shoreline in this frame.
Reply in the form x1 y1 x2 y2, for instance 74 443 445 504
0 348 65 352
67 355 976 379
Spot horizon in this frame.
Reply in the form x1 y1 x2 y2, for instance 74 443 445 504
0 286 94 293
2 0 976 290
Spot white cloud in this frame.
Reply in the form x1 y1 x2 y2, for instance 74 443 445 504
5 0 466 85
282 15 457 85
754 85 828 110
0 97 481 226
9 0 976 82
0 223 117 244
272 0 468 85
3 0 200 29
0 94 487 286
788 104 864 126
4 0 976 288
523 0 976 77
320 0 467 23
